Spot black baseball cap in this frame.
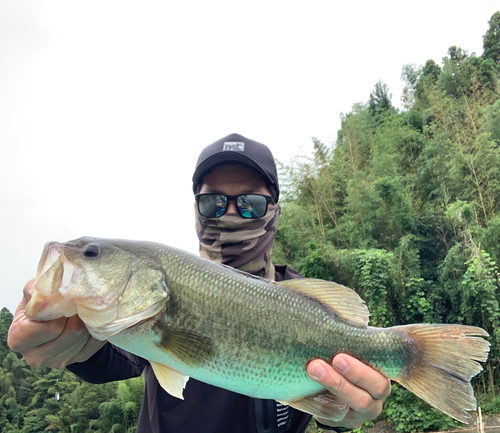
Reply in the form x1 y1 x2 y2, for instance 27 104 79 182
192 133 280 201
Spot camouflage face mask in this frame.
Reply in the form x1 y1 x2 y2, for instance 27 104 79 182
195 203 280 281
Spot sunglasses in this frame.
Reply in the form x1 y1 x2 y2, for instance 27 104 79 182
195 193 274 219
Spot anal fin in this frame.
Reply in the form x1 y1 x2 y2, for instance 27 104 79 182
279 390 349 422
150 361 189 400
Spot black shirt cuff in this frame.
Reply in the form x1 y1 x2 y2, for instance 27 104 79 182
315 419 352 432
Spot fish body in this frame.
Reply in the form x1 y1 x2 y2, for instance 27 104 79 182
25 237 490 423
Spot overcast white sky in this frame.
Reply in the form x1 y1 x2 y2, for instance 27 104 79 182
1 1 499 314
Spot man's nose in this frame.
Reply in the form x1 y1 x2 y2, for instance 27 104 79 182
227 200 238 214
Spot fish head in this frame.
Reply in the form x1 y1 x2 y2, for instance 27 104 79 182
25 237 169 340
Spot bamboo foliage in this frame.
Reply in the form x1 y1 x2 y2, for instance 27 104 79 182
275 14 500 431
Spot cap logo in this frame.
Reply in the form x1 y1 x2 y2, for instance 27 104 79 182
223 142 245 152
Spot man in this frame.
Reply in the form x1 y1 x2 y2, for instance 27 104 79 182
8 133 391 432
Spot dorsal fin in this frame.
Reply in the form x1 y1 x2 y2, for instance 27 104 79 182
276 279 369 328
150 362 189 400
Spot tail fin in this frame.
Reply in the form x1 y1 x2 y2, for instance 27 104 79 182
394 324 490 423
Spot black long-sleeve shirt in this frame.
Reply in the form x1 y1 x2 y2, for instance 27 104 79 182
67 265 317 433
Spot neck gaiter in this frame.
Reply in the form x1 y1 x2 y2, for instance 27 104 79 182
195 203 280 280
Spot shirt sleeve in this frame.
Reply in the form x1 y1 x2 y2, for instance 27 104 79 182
67 342 148 383
315 420 352 431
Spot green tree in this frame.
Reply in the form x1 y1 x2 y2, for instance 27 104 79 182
0 308 14 361
483 11 500 65
275 13 500 431
368 80 394 119
438 46 471 98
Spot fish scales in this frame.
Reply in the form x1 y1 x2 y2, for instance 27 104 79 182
113 246 413 399
25 237 490 423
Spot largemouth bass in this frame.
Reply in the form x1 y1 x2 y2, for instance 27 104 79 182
25 237 489 423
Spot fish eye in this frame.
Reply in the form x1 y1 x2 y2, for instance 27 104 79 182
83 244 101 258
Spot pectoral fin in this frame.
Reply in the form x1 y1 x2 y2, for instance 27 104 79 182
152 322 214 366
150 362 189 400
279 390 349 422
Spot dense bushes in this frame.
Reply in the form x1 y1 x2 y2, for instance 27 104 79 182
276 12 500 432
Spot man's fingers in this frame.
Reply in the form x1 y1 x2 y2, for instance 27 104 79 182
39 320 106 369
307 355 391 425
38 331 91 369
34 315 90 358
330 355 392 401
15 315 88 367
8 312 69 352
9 279 106 370
44 315 106 366
12 278 35 318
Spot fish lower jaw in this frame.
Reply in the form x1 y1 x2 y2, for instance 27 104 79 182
25 255 81 321
25 289 78 320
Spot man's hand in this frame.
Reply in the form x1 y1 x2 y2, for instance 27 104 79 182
7 279 106 369
307 354 391 430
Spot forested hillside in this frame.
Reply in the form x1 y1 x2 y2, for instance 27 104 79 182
0 307 142 432
1 11 500 433
274 11 500 433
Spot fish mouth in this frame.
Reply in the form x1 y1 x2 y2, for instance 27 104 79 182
26 240 168 342
25 242 80 320
26 238 169 341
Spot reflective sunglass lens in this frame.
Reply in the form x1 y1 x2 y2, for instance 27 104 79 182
197 194 270 218
199 195 227 218
237 195 268 218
